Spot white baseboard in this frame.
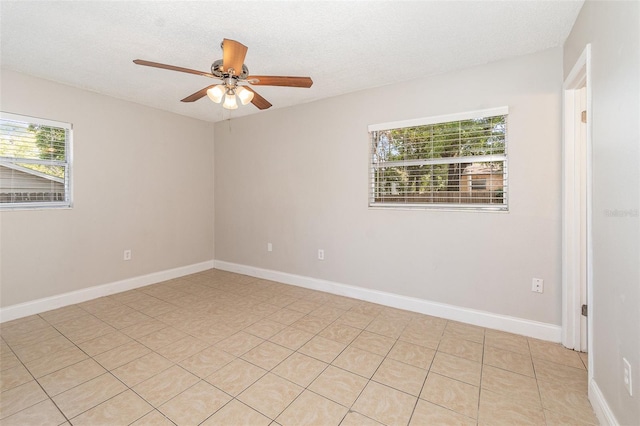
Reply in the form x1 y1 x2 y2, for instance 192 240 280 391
0 260 215 323
2 258 562 343
589 378 619 426
214 260 562 342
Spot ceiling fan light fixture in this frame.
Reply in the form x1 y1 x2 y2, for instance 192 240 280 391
236 86 254 105
207 85 225 103
223 93 238 110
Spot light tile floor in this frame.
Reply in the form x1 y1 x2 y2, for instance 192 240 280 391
0 269 598 425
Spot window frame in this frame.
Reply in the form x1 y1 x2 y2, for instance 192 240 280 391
368 107 508 212
0 111 73 210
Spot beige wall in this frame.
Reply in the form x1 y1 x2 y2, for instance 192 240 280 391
564 1 639 423
0 70 215 308
215 47 563 325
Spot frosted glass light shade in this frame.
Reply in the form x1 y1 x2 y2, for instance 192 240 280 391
236 86 254 105
207 85 225 103
223 93 238 110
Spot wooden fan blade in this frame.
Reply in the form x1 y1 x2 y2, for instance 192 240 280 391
222 39 248 76
247 76 313 88
245 87 272 110
181 85 216 102
133 59 215 78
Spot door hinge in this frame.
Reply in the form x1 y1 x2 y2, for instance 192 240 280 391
581 110 587 123
581 304 588 317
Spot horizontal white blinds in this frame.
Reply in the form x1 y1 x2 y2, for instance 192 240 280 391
369 109 508 210
0 112 72 207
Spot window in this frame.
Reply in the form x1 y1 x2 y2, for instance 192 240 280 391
0 112 72 209
471 178 487 191
368 107 507 211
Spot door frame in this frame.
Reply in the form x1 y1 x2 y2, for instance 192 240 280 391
562 44 592 363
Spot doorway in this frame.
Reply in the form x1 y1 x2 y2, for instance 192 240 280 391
562 44 592 358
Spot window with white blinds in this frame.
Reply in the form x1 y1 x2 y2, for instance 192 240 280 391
368 107 508 211
0 112 72 209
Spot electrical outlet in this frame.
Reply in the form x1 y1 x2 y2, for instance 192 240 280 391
267 243 273 252
123 249 132 261
532 278 543 293
318 249 325 261
623 357 633 396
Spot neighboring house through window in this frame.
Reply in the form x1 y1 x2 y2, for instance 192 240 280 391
368 107 508 211
0 112 72 209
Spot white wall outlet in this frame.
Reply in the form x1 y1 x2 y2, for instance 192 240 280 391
623 357 633 396
532 278 544 293
123 249 132 261
318 249 325 261
267 243 273 252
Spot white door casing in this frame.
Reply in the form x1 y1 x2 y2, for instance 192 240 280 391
562 44 592 360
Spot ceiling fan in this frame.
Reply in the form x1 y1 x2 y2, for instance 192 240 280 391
133 39 313 111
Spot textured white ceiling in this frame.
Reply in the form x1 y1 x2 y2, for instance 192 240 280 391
1 1 583 123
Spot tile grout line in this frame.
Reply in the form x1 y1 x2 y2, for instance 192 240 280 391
39 312 142 425
476 329 486 424
0 335 70 425
405 321 441 426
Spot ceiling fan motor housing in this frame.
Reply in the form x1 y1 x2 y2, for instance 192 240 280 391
211 59 249 79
